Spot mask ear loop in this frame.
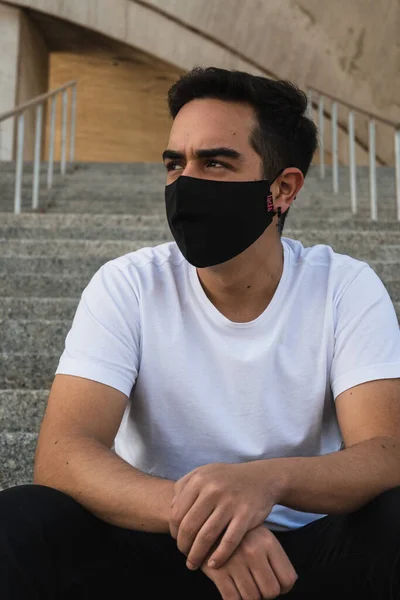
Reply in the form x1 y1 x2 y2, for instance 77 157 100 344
276 207 283 233
270 166 296 234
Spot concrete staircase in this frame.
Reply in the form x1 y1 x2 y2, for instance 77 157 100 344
1 162 399 491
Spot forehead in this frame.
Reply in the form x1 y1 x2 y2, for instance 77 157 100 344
168 98 256 148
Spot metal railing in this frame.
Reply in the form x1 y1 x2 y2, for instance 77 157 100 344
0 81 77 214
307 86 400 221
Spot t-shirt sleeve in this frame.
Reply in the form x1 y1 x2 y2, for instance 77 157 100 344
55 261 140 398
330 265 400 400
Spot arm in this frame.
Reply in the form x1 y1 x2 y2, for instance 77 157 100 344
34 375 175 533
36 436 175 533
35 261 177 531
266 378 400 515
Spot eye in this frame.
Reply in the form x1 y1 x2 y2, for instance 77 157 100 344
206 160 226 169
165 161 181 172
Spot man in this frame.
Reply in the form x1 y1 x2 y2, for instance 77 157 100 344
1 67 400 600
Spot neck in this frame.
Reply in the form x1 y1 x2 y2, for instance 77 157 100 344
196 231 284 323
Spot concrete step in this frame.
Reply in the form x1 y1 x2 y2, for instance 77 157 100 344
0 189 165 203
0 304 396 354
2 189 396 214
2 271 400 300
0 225 173 241
2 229 400 247
0 297 78 320
0 432 37 490
0 390 47 433
1 255 399 283
0 212 167 227
3 319 72 354
38 203 400 218
2 238 400 262
2 161 394 180
8 294 400 324
0 161 166 174
1 211 399 231
2 196 398 217
0 352 64 389
2 222 400 243
0 273 103 297
0 201 166 215
0 239 157 257
2 219 400 241
303 195 398 209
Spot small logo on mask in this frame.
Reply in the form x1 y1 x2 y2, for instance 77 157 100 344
266 194 274 212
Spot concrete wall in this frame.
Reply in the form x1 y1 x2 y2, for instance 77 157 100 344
143 0 400 165
0 4 20 160
17 10 49 159
0 3 48 160
45 48 183 162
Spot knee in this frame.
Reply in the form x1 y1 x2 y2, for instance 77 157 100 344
0 484 81 532
354 485 400 539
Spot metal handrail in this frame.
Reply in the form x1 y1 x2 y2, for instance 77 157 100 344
0 81 76 124
307 87 400 222
308 85 400 130
0 80 77 214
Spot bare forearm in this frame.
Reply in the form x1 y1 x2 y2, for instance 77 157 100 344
34 435 175 533
262 436 400 515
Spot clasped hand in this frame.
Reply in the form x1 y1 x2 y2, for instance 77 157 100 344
201 525 298 600
169 461 282 570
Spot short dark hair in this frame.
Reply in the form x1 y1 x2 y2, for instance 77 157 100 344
167 66 318 233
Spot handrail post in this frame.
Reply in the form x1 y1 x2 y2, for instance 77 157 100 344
14 113 25 214
319 95 325 179
395 129 400 222
307 89 313 120
369 119 378 221
70 85 77 164
61 90 68 177
348 111 357 215
332 102 339 194
47 96 57 202
32 104 43 211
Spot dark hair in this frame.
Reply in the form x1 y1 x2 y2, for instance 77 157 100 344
167 66 318 233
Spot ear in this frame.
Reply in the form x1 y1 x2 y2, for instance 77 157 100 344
271 168 304 213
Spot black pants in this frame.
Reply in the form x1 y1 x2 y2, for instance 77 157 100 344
1 483 400 599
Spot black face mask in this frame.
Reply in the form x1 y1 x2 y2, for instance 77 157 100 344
165 175 280 268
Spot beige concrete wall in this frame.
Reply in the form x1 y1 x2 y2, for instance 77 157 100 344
0 3 48 160
45 49 183 162
144 0 400 164
0 4 20 160
17 10 49 160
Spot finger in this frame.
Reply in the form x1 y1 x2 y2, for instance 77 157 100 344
176 498 215 559
251 559 282 600
207 515 250 569
230 564 261 600
185 508 230 569
214 574 241 600
174 470 195 497
267 541 298 594
169 480 200 540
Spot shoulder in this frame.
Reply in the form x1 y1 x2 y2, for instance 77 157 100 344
93 242 185 291
282 237 370 298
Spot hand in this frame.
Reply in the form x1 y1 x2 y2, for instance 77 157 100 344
169 461 284 570
201 525 298 600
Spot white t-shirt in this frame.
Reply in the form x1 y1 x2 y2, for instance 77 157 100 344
55 238 400 532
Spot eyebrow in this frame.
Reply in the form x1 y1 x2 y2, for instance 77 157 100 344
162 147 243 162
